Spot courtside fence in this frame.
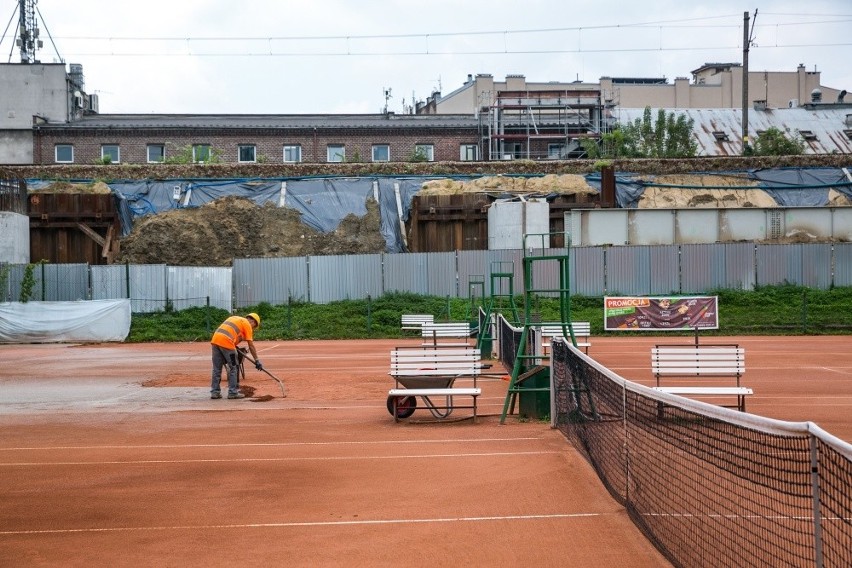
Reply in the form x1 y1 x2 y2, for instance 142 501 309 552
3 241 852 312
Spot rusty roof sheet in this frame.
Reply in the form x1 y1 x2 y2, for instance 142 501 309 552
613 107 852 156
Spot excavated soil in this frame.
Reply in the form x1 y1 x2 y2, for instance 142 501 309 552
117 196 386 266
420 173 597 196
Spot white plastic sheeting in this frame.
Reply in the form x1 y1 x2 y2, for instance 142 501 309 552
0 299 131 343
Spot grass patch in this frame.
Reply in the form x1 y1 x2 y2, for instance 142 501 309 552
127 285 852 342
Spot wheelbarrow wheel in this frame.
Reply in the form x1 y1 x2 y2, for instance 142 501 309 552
387 395 417 418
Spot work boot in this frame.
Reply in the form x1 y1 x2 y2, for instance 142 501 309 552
211 392 222 399
227 393 246 399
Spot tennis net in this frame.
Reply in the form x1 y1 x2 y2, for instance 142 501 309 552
551 338 852 568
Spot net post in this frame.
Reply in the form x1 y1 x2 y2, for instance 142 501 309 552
810 434 825 568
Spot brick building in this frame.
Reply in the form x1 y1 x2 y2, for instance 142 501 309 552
32 113 483 165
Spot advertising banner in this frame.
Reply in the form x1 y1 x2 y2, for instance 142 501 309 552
604 296 718 331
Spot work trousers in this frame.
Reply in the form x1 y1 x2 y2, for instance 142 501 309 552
211 345 240 395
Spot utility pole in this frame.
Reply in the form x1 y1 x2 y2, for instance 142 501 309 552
742 9 757 155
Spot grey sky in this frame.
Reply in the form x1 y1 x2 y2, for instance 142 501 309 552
3 0 850 114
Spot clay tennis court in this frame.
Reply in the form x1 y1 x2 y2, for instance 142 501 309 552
1 335 850 566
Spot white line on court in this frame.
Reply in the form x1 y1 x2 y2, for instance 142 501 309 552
0 512 605 536
1 450 558 466
0 450 562 467
0 437 542 451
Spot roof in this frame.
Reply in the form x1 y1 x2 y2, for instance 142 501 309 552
690 62 741 75
39 113 480 130
612 106 852 156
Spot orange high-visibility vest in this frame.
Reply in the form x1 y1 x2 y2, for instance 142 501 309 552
211 316 253 349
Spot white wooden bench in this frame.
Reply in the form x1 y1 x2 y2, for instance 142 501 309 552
420 322 474 347
541 322 592 354
387 346 482 422
651 344 752 412
401 314 434 330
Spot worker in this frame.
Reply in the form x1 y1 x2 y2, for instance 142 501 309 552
210 312 263 399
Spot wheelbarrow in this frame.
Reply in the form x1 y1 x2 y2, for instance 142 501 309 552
386 376 459 419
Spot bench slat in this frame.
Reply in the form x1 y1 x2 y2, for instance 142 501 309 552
392 355 480 363
653 350 742 357
653 366 744 375
388 388 481 397
654 387 753 395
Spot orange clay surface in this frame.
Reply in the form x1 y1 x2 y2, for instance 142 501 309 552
1 335 850 567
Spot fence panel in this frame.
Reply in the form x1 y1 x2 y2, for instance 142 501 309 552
607 245 651 296
724 243 757 290
571 246 605 296
681 244 727 293
233 257 308 307
43 263 89 301
128 264 167 313
757 244 803 286
309 254 383 304
648 245 680 295
167 266 232 311
835 243 852 287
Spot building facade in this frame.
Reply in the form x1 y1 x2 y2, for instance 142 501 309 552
32 114 482 165
422 64 846 114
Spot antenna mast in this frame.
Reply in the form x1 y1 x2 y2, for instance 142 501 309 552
383 87 392 115
17 0 41 63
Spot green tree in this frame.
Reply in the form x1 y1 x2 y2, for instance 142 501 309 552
752 127 806 156
584 106 697 159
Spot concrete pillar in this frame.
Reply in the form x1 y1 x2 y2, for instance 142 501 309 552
0 212 29 264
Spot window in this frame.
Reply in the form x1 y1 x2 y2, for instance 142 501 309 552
372 144 390 162
193 144 212 163
327 144 345 163
55 144 74 163
414 144 434 161
712 131 730 142
101 144 120 163
460 144 478 161
238 145 256 163
147 144 165 163
798 130 818 141
547 143 565 159
284 145 302 163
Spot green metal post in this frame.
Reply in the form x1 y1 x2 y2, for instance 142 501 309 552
367 294 372 332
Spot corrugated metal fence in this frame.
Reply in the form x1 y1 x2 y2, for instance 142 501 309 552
2 242 852 312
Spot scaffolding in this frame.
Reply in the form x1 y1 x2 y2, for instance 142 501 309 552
482 89 609 161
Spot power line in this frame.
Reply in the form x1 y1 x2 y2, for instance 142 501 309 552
40 12 849 43
58 42 852 59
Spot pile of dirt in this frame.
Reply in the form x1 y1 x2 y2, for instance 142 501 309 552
30 181 112 194
637 173 776 208
419 174 597 196
117 196 386 266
